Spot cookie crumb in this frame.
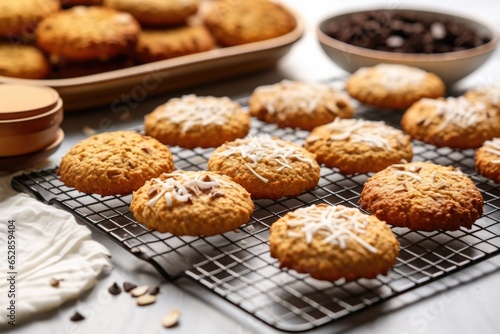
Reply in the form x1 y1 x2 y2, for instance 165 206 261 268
49 278 63 288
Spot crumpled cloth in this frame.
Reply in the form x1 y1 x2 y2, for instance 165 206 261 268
0 175 112 327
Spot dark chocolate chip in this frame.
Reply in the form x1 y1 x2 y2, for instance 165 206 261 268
70 311 85 322
108 282 121 295
123 281 137 293
149 286 160 296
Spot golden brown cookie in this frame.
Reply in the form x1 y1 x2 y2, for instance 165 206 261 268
144 95 250 149
359 161 484 231
51 55 134 78
249 80 355 131
203 0 296 46
304 118 413 174
134 25 215 63
401 96 500 149
103 0 199 26
269 203 399 281
0 0 60 38
58 131 175 196
465 84 500 109
61 0 103 6
346 64 446 109
475 138 500 183
0 43 50 79
207 135 320 199
36 6 141 61
130 170 254 236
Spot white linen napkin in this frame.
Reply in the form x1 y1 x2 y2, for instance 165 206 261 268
0 175 112 327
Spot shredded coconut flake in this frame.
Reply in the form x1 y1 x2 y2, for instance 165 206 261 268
216 135 314 183
326 118 400 150
421 97 488 130
157 95 239 132
286 205 378 253
147 172 226 207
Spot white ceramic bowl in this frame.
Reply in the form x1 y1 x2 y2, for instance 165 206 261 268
317 8 499 85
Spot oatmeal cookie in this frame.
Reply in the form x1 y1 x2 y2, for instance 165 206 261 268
144 95 250 149
249 80 355 131
359 161 484 231
401 96 500 149
475 138 500 183
58 131 175 196
0 43 50 79
135 25 215 63
304 118 413 174
130 170 254 236
0 0 60 38
207 135 320 199
36 6 141 61
269 203 399 281
203 0 296 46
103 0 199 26
346 64 446 109
465 84 500 109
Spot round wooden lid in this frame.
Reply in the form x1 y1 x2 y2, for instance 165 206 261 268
0 84 60 120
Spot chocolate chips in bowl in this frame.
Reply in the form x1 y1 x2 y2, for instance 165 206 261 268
316 8 499 85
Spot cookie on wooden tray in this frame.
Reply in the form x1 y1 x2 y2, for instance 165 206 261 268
0 43 50 79
346 64 446 109
475 138 500 183
130 170 254 236
144 95 250 149
0 0 60 38
36 6 141 61
304 118 413 174
359 161 484 231
464 84 500 109
51 55 134 78
248 80 355 131
401 96 500 149
103 0 199 26
135 25 215 63
203 0 296 46
269 203 400 281
58 131 175 196
207 135 320 199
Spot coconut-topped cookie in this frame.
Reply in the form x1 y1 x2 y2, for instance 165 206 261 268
269 203 400 281
145 94 250 149
130 170 254 236
208 135 320 199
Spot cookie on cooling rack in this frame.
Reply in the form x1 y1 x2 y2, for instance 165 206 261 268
135 25 215 63
465 84 500 109
58 131 175 196
0 0 60 38
359 161 484 231
36 6 141 61
130 170 254 236
207 135 320 199
0 43 50 79
248 80 355 131
475 138 500 183
401 96 500 149
304 118 413 174
203 0 296 46
269 203 399 281
346 64 446 109
144 95 250 149
103 0 199 26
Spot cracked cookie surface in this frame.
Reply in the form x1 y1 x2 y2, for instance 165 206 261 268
359 161 483 231
58 131 174 196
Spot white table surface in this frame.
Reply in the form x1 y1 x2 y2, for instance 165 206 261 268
5 0 500 333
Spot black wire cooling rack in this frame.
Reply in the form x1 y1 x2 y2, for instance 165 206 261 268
11 81 500 332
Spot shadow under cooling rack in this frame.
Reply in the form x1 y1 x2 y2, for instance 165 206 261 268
11 83 500 332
